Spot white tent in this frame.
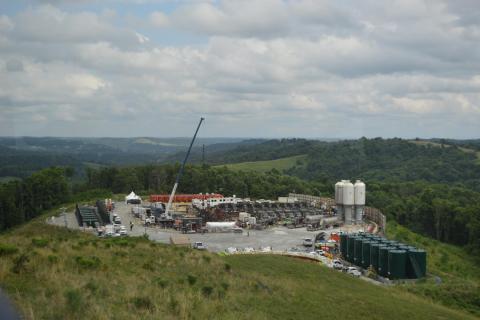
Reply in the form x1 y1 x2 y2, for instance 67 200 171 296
125 191 141 204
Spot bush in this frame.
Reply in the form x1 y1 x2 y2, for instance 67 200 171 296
131 296 153 310
142 261 155 271
154 278 168 288
64 289 83 313
48 255 58 263
12 253 29 274
224 263 231 272
187 274 197 286
202 286 214 297
221 282 229 291
0 243 18 256
84 281 98 294
31 238 49 248
74 256 101 269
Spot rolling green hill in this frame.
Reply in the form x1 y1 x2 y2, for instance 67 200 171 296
0 214 476 320
214 154 307 173
409 140 480 164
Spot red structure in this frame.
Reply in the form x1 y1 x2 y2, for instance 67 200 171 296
149 193 223 203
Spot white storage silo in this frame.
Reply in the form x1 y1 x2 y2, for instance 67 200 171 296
343 180 354 224
335 181 344 220
354 180 366 224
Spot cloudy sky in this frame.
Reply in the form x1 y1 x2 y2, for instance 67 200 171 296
0 0 479 138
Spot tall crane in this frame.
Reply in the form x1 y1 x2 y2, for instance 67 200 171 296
164 117 204 218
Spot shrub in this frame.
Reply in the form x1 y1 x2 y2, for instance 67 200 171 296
0 243 18 256
224 263 231 272
154 278 168 288
74 256 101 269
142 261 155 271
31 238 49 248
84 281 98 294
64 289 83 313
132 296 153 310
202 255 211 263
221 282 229 291
12 253 29 274
202 286 214 297
48 255 58 263
187 274 197 286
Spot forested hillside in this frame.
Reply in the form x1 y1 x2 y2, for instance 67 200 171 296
0 137 255 178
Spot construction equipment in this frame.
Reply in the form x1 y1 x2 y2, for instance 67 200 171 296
164 117 204 218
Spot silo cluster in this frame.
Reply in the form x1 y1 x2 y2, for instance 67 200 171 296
335 180 365 225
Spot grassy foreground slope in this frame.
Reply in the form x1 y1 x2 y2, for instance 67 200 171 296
0 219 475 320
215 155 307 173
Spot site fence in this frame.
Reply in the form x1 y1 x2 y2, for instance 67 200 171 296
288 193 335 206
364 206 387 234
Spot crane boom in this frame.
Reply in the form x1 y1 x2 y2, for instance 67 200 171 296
164 117 204 218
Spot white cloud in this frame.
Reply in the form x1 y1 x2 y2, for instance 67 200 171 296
0 0 479 138
149 11 169 28
65 73 107 97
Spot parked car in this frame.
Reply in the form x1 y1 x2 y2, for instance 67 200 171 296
193 242 207 250
333 259 343 270
225 247 238 254
260 246 272 252
119 226 127 236
347 267 361 277
243 247 255 253
303 238 313 247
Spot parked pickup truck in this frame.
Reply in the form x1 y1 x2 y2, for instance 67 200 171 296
193 242 207 250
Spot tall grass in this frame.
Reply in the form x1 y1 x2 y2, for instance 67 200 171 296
0 219 476 320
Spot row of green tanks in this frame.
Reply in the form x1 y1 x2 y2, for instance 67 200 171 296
339 232 426 279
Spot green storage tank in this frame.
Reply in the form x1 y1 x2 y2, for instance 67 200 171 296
361 241 372 268
370 243 382 271
354 238 364 266
378 246 391 277
406 249 427 279
347 236 356 263
377 238 388 245
388 250 407 279
340 233 348 258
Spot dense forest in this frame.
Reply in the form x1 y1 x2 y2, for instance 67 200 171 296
0 168 70 230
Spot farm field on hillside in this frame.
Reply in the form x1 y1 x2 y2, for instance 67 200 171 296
215 155 307 173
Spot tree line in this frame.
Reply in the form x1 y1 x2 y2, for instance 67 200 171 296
2 162 480 257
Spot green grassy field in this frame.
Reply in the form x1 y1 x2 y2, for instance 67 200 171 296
214 155 307 173
0 211 477 320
